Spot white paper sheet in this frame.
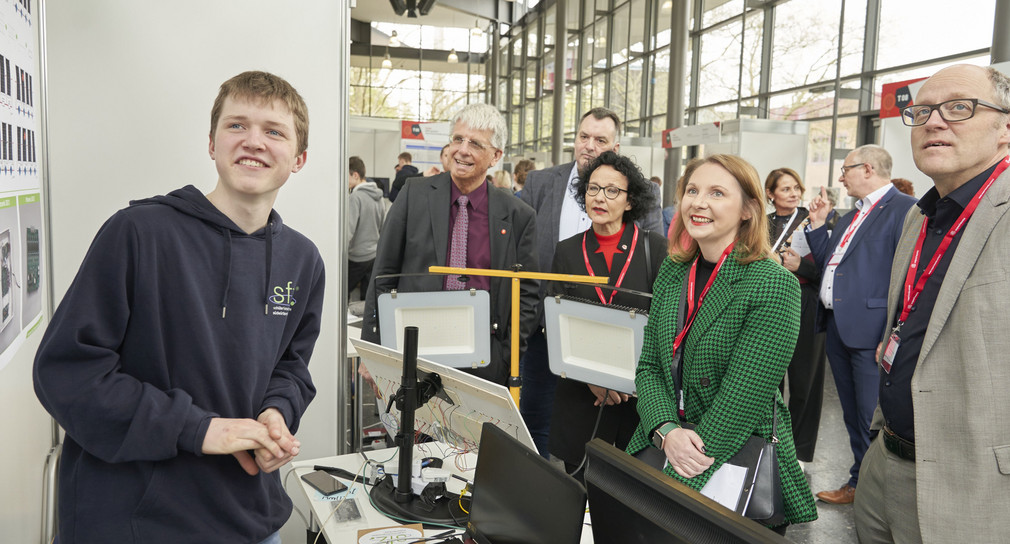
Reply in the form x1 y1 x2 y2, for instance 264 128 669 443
699 463 749 511
788 228 811 257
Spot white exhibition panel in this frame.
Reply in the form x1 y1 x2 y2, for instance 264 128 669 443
670 118 810 197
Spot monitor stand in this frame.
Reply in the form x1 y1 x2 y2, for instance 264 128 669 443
369 326 471 528
369 476 469 527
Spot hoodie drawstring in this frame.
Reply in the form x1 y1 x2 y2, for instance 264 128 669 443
265 221 273 315
220 221 274 318
221 228 232 318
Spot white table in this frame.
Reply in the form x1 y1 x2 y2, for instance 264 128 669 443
294 445 596 543
293 444 478 542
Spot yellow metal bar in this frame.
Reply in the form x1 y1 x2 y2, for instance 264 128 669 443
429 266 609 285
510 277 521 405
428 265 607 406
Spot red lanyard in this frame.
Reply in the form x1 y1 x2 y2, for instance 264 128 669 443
838 198 880 250
896 156 1010 329
581 225 639 305
671 242 735 356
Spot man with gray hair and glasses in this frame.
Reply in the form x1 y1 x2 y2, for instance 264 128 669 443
362 103 539 386
854 64 1010 544
805 143 916 505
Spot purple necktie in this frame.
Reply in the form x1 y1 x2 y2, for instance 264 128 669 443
445 195 469 290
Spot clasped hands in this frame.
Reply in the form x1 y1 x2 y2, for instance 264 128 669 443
201 407 300 476
662 427 714 479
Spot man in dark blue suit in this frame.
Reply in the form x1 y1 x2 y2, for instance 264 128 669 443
805 144 916 504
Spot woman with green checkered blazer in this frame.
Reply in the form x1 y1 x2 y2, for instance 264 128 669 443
626 154 818 533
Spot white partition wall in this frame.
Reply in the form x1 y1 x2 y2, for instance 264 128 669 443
0 2 56 541
702 119 810 187
3 2 349 542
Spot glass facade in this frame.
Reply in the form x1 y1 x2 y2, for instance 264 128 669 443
492 0 995 188
352 0 996 190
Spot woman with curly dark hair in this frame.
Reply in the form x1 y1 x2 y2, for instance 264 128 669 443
546 150 667 475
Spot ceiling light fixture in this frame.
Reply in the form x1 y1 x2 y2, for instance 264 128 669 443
389 30 401 47
382 51 393 69
661 0 672 10
471 20 483 37
447 48 459 63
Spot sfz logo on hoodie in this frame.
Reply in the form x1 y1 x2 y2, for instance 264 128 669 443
268 281 298 316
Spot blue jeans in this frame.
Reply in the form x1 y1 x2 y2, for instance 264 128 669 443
519 329 557 458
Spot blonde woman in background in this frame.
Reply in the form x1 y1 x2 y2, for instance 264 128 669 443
493 170 514 192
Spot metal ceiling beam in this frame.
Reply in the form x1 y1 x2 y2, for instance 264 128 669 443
351 43 487 65
436 0 512 23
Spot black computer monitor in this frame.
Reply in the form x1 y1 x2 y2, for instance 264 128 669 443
466 423 587 544
583 439 788 544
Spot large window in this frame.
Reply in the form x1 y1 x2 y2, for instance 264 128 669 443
769 0 843 91
876 0 994 70
490 0 995 182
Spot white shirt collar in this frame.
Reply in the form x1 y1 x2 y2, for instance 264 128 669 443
856 183 892 210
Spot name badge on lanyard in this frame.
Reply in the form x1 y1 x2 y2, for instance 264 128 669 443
882 155 1010 373
881 333 900 373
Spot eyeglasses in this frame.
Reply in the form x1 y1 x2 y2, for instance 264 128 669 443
586 183 628 200
839 163 866 176
900 98 1010 127
449 135 494 152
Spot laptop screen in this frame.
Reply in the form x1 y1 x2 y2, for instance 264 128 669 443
465 423 587 544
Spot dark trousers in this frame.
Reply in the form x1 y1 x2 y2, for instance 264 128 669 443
347 258 374 300
519 329 557 458
825 312 879 488
781 283 827 462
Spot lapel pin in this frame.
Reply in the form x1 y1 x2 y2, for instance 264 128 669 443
501 229 507 235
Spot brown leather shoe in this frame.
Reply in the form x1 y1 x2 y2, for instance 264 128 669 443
816 484 856 504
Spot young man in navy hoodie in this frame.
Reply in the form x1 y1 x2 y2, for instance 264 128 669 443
33 71 325 544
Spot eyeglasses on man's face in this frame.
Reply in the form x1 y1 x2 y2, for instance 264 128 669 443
900 98 1010 127
840 163 866 176
449 135 494 152
586 183 628 200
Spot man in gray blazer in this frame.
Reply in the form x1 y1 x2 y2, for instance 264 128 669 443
854 64 1010 543
361 103 539 386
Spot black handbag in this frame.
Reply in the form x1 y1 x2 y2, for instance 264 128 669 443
736 406 785 526
634 410 784 526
